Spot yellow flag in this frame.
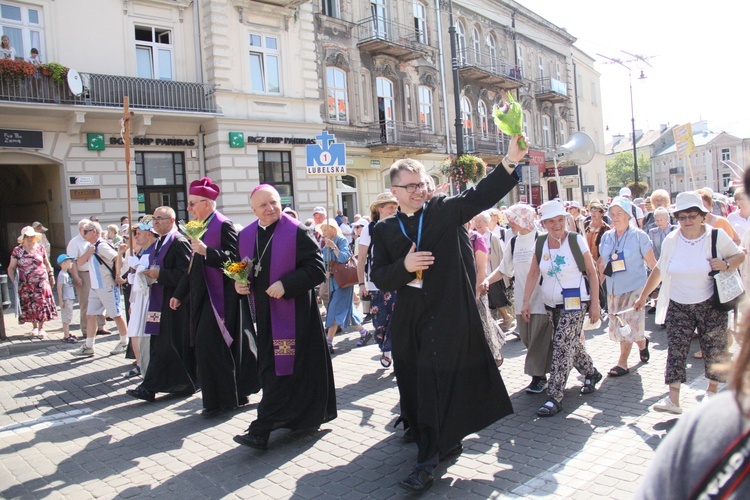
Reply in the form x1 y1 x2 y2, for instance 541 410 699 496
673 123 695 158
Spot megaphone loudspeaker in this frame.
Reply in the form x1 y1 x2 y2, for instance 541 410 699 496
555 132 595 166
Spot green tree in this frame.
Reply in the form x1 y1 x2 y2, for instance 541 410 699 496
606 151 651 197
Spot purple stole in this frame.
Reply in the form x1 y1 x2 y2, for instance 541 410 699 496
144 229 178 335
202 211 234 347
239 213 299 376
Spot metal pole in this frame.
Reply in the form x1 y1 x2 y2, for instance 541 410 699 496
629 71 639 185
448 0 463 157
122 97 134 258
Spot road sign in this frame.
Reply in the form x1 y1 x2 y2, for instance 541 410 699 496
306 131 347 175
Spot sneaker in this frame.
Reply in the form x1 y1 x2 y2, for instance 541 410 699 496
525 377 548 394
123 366 141 378
72 345 95 357
36 330 46 339
653 397 683 414
110 342 128 355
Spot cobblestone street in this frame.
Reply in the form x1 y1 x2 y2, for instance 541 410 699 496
0 308 725 498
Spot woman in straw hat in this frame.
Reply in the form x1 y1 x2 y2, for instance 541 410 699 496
6 226 58 339
317 218 370 354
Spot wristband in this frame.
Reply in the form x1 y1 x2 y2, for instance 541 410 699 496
724 259 730 270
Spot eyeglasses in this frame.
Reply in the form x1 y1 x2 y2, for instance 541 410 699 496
677 214 701 222
392 183 426 193
152 216 171 221
82 228 94 234
188 199 208 208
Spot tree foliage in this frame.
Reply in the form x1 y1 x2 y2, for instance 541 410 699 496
606 151 651 197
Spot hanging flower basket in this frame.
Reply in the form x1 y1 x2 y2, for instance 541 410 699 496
439 154 487 188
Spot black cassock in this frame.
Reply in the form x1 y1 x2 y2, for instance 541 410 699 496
174 217 258 411
141 233 197 395
241 221 336 434
371 165 517 464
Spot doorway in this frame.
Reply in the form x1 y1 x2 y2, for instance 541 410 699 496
547 179 559 200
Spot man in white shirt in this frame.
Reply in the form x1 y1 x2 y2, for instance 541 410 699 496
71 220 128 357
66 219 107 338
340 216 354 248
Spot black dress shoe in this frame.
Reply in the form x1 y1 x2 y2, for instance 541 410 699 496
233 431 269 450
439 443 463 461
126 386 155 402
237 395 249 406
201 407 222 417
399 468 434 492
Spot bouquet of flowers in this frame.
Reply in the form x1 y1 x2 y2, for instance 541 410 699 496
439 154 487 189
178 220 208 240
222 258 252 285
493 91 527 150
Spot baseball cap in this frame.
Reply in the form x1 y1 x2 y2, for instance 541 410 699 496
56 254 74 265
313 206 326 215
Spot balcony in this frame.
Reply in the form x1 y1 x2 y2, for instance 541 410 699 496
464 133 508 160
457 50 523 90
365 120 441 153
669 167 685 175
0 71 219 114
356 17 433 61
535 77 568 103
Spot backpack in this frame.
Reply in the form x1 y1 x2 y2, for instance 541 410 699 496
93 241 118 281
510 231 538 259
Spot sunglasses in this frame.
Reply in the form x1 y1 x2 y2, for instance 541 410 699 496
188 199 209 208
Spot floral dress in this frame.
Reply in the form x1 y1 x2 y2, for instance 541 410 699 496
11 244 58 324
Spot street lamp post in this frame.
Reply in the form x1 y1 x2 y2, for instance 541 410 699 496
448 0 463 157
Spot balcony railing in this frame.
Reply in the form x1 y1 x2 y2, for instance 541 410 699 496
0 71 218 113
467 134 509 156
356 17 432 60
535 77 568 102
669 167 685 175
366 120 439 149
457 49 523 89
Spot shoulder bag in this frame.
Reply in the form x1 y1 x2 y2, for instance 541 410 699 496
330 255 359 289
710 228 745 311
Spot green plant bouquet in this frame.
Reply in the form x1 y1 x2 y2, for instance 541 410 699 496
222 258 252 285
40 63 69 84
492 92 527 150
178 220 208 240
439 154 487 188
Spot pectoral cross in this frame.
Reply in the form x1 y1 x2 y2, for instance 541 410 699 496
254 261 262 277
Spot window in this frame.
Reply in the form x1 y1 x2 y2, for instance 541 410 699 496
456 21 466 65
478 100 489 139
591 82 597 105
576 73 584 98
538 55 544 80
135 26 173 80
376 77 395 143
722 148 731 162
259 151 294 203
322 0 339 18
371 0 388 38
413 2 428 44
486 34 497 73
418 85 433 133
523 111 531 143
135 152 186 222
472 27 481 65
557 119 567 146
461 96 473 151
0 2 43 61
249 33 280 94
556 62 561 81
542 115 551 147
722 173 732 189
326 67 348 123
516 44 524 73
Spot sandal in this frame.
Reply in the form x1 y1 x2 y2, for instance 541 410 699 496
380 353 392 368
537 399 562 417
694 350 703 359
581 370 603 394
356 330 372 347
63 336 78 344
608 365 630 377
639 338 650 363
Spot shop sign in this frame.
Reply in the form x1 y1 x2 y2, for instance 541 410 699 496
108 137 196 146
0 129 43 149
306 131 347 175
70 188 101 200
69 176 94 186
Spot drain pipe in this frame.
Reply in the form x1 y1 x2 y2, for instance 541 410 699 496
193 0 203 83
198 125 206 178
435 2 452 155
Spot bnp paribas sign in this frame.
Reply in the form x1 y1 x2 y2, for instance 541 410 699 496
305 131 346 175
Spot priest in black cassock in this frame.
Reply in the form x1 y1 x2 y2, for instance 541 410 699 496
127 206 197 402
233 184 336 451
171 177 258 417
370 135 527 492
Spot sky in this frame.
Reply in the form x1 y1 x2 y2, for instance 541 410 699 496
517 1 750 142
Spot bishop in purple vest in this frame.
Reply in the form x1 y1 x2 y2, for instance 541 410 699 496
233 185 336 451
172 177 259 417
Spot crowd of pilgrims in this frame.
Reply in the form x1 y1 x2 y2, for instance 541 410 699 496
16 134 749 492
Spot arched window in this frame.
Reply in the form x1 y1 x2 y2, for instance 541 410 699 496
557 119 567 146
418 85 433 133
326 67 348 123
456 21 466 65
461 96 473 151
478 100 489 139
413 2 428 44
486 34 497 73
472 27 481 65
